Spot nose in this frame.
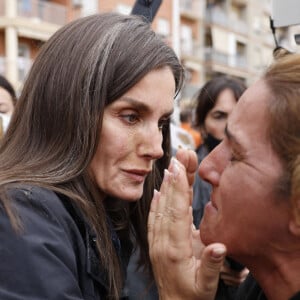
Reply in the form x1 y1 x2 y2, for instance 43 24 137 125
198 143 225 186
138 125 164 160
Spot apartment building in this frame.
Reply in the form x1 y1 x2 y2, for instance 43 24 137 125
0 0 298 99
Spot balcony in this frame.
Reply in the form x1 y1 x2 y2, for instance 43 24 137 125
204 48 247 69
180 0 205 20
181 40 203 61
0 56 33 82
231 0 247 7
205 7 248 35
0 0 67 26
18 0 67 25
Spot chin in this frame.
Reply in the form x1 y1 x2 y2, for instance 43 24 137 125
117 191 143 202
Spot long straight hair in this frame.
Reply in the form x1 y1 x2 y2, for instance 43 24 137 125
0 13 184 299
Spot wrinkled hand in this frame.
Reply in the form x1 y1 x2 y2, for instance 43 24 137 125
148 149 227 300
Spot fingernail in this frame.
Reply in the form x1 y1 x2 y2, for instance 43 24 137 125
170 157 180 179
152 189 160 202
164 169 170 182
211 246 226 259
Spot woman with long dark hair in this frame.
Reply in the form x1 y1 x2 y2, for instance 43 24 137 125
0 13 184 299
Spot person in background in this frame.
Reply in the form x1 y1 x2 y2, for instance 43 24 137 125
180 108 202 149
192 76 247 300
193 76 246 227
148 52 300 300
0 75 17 137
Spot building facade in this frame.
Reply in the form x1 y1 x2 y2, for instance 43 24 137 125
0 0 299 98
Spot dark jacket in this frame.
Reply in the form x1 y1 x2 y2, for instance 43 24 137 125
125 246 158 300
236 274 300 300
0 185 131 299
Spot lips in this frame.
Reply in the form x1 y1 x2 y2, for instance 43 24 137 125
122 169 151 183
126 169 151 176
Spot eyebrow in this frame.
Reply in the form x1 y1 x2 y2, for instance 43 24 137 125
225 125 244 150
211 110 228 115
120 96 174 117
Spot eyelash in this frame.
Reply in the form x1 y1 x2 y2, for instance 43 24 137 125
121 113 169 130
213 114 227 120
121 113 139 124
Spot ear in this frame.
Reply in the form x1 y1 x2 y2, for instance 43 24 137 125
289 198 300 237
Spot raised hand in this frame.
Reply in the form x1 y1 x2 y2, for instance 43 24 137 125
148 149 227 300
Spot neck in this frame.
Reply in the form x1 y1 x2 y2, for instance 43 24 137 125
245 251 300 300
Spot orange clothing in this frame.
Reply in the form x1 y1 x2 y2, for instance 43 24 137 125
180 122 202 149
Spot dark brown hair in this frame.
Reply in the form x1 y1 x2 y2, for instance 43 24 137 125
0 13 184 298
194 76 246 127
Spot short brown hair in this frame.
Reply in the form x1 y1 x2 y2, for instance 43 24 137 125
264 53 300 223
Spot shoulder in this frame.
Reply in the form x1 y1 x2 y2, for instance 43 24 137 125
0 185 91 298
7 185 75 223
9 184 66 211
2 185 84 243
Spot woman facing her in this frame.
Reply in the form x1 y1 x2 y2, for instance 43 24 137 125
0 13 184 299
148 51 300 300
